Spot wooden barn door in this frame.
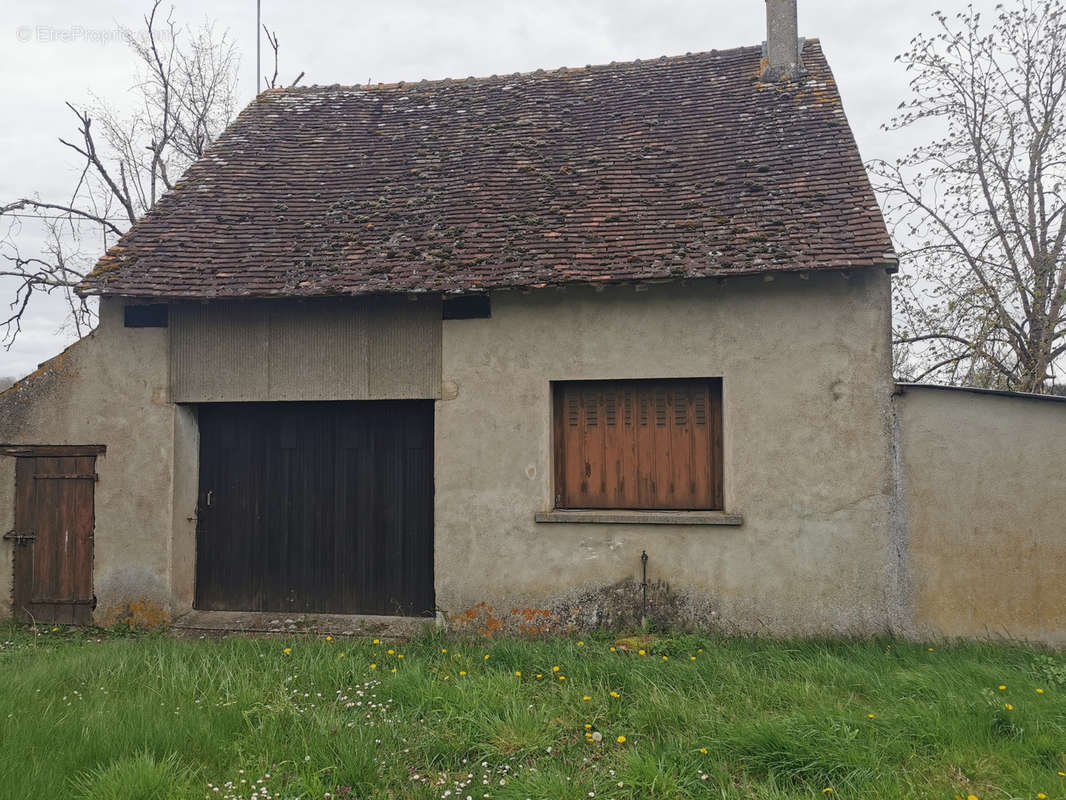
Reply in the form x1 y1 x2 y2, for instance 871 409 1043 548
6 450 98 625
195 402 435 616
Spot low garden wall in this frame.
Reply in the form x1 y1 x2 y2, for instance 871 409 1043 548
896 384 1066 645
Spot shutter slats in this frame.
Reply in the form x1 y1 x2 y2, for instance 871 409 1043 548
554 379 723 510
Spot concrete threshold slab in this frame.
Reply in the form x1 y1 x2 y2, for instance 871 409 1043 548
171 609 439 638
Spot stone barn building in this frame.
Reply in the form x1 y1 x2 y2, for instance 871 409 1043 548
2 1 1064 642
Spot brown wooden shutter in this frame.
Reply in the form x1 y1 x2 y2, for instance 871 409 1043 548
553 378 723 510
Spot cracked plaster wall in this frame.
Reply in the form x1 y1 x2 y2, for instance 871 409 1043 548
435 271 906 636
0 298 179 622
896 386 1066 645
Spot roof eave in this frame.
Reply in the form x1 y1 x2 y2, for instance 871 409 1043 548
77 258 900 301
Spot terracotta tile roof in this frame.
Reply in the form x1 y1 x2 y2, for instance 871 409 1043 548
79 40 895 299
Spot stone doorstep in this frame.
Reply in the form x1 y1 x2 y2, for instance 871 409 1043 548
170 609 443 639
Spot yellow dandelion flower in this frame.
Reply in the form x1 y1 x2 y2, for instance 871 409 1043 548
536 673 543 679
998 685 1007 691
583 695 591 701
558 675 566 681
868 713 875 719
967 795 979 800
390 668 396 673
700 747 708 754
283 648 292 655
662 656 668 661
484 654 490 660
577 641 584 646
370 663 377 669
690 656 697 661
638 649 646 656
459 670 467 676
697 649 703 653
616 735 626 743
372 639 380 644
515 671 522 677
386 648 394 655
1036 688 1045 694
585 723 593 729
1058 771 1066 776
610 691 620 698
1005 703 1014 710
441 648 447 653
552 665 560 672
325 635 333 642
1037 794 1047 799
339 653 345 659
928 647 935 652
610 647 616 652
397 654 404 659
823 790 833 795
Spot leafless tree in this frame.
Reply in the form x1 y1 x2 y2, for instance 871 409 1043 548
872 1 1066 393
0 1 239 346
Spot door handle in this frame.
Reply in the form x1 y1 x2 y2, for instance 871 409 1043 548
205 490 214 509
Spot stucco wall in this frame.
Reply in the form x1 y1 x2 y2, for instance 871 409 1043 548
169 297 442 402
170 405 199 615
435 270 905 636
0 455 13 618
5 272 1055 643
0 298 177 622
896 386 1066 644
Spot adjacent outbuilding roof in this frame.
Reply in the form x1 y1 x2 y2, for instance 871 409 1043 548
79 40 895 299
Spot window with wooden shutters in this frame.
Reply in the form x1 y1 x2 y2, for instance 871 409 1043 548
552 378 723 510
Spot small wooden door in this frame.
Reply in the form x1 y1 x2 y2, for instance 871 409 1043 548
195 401 435 617
8 453 97 625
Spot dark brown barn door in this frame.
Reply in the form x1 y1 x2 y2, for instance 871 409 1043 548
195 402 434 616
8 454 96 625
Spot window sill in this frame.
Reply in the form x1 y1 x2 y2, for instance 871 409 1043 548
534 510 744 526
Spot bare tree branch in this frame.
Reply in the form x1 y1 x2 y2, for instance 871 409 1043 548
263 27 304 89
264 26 280 90
873 0 1066 393
0 2 242 349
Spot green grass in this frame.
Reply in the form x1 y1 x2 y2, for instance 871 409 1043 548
1 624 1065 799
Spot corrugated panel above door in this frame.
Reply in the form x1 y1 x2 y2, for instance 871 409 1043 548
169 297 442 402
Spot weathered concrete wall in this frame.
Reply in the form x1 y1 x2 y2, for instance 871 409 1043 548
896 385 1066 645
169 297 442 402
3 270 1056 643
435 270 905 636
170 404 199 616
0 299 176 622
0 455 13 618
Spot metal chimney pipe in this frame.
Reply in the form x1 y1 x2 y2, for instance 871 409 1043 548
762 0 806 82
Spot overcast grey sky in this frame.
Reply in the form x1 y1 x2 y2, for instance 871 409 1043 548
0 0 1002 379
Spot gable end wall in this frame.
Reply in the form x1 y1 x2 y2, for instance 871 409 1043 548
435 270 906 636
